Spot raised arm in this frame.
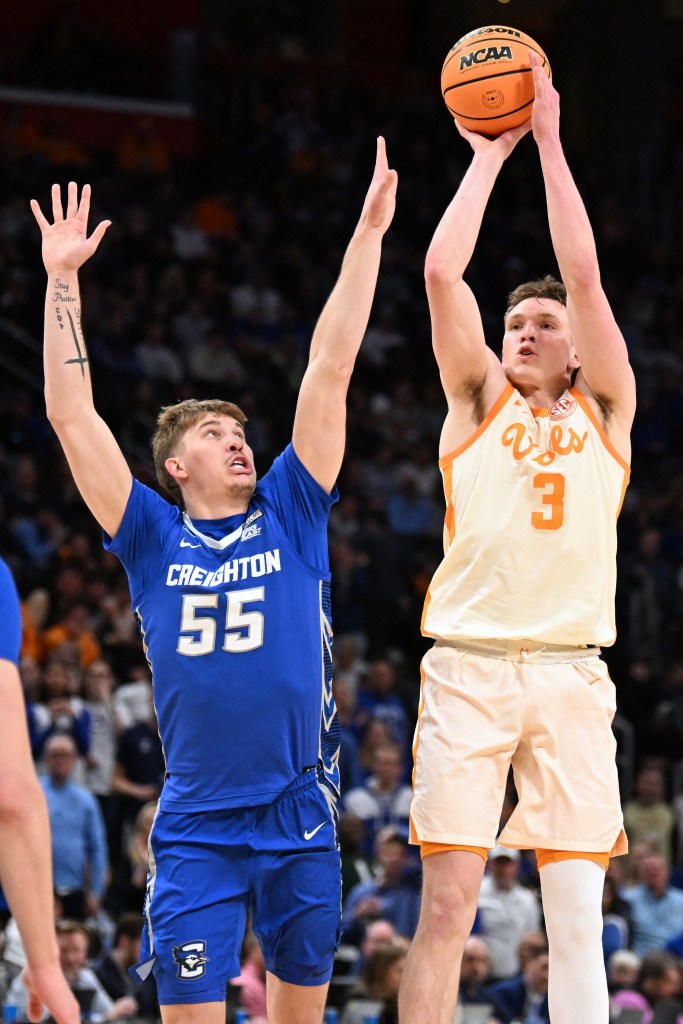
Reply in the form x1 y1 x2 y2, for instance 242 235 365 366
31 183 132 537
292 137 397 493
529 52 636 431
425 121 529 404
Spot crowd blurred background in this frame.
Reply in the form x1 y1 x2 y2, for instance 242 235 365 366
0 0 682 1021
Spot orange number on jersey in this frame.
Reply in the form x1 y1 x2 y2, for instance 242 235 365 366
532 473 565 531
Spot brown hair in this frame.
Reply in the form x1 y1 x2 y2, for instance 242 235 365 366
151 398 247 504
505 274 567 321
363 943 408 999
56 919 90 941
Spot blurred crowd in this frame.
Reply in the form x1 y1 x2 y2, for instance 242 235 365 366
0 28 682 1024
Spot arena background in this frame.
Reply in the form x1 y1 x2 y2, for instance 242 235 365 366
0 0 681 820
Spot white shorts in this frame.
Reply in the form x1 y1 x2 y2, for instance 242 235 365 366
410 641 627 855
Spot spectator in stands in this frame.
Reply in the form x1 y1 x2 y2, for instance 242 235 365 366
342 825 421 944
353 659 408 753
82 660 118 844
91 912 158 1019
343 741 412 856
107 800 156 917
485 944 550 1024
339 813 373 905
40 734 108 921
458 935 493 1006
8 919 137 1022
385 471 439 538
334 635 368 696
111 670 153 731
340 941 408 1024
42 600 102 669
623 766 676 865
333 678 364 795
111 695 164 842
611 950 682 1024
623 854 683 955
477 847 542 981
349 919 401 981
31 656 91 768
607 948 641 995
602 870 631 968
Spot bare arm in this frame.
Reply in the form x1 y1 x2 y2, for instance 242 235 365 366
425 122 530 402
0 659 80 1024
530 52 636 428
31 183 132 537
292 137 397 493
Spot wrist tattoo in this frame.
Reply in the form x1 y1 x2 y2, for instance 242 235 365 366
63 308 88 378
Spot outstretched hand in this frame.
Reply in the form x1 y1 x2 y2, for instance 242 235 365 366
454 117 531 159
359 136 398 234
30 182 111 274
529 49 560 144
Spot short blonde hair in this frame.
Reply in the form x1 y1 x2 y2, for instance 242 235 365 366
152 398 247 504
505 274 567 321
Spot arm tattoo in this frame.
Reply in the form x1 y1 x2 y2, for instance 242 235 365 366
62 307 89 378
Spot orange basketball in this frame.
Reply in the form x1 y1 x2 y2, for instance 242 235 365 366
441 26 551 136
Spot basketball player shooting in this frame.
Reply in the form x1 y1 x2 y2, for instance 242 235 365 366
399 53 635 1024
31 137 397 1024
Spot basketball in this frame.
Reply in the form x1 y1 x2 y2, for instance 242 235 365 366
441 26 551 136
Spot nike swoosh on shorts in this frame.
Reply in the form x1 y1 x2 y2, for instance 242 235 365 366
304 821 328 840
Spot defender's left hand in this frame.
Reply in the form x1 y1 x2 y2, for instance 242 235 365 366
530 50 560 144
359 136 398 234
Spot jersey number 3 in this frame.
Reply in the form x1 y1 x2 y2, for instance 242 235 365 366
177 588 265 656
531 472 565 531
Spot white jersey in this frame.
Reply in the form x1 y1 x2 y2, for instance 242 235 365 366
421 384 629 647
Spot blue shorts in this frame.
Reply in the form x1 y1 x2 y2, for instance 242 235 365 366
131 770 341 1005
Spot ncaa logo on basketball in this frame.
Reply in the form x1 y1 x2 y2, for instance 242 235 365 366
172 940 210 980
460 46 513 71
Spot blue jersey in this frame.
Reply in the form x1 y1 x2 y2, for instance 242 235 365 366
0 558 22 665
106 444 340 812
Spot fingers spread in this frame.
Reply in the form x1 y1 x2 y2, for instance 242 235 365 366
66 181 78 220
29 199 49 231
78 182 92 224
51 183 63 222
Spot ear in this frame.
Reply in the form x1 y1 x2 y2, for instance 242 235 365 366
567 349 580 372
165 456 188 483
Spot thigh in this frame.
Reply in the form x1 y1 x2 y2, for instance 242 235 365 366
506 659 624 852
252 777 341 986
140 808 252 1005
411 645 524 847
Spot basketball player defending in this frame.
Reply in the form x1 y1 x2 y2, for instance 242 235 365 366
0 557 80 1024
31 138 397 1024
399 55 635 1024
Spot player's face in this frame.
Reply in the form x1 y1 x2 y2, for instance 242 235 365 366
175 415 257 503
502 297 578 389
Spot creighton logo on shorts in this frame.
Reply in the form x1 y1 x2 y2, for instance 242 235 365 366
172 941 210 980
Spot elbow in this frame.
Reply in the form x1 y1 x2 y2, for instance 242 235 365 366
0 777 41 823
45 400 69 431
311 351 356 383
424 252 460 289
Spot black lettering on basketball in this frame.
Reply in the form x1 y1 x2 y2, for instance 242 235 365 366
459 45 513 71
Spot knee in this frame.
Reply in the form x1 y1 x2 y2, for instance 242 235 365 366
544 887 603 948
420 886 478 942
